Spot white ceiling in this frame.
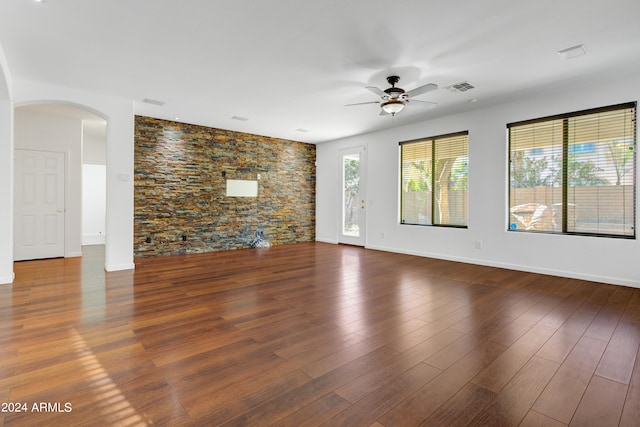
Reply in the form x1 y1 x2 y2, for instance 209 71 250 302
1 0 639 144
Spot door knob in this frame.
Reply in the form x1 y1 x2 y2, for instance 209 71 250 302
57 208 64 212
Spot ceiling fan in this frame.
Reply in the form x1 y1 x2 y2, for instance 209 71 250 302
346 75 438 116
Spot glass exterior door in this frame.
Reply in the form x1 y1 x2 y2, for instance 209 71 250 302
339 147 366 246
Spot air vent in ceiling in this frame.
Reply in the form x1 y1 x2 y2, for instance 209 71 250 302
142 98 165 106
296 128 310 133
446 82 475 93
231 116 249 121
557 44 586 60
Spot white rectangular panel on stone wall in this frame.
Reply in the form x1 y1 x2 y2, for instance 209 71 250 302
226 179 258 197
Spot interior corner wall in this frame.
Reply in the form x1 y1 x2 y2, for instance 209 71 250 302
0 99 13 282
134 116 316 257
0 43 14 284
0 99 12 282
316 74 640 288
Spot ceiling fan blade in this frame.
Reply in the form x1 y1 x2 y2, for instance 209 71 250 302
405 83 438 98
345 101 381 106
365 86 387 97
408 99 437 108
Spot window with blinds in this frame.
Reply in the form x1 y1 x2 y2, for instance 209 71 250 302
508 102 636 238
400 131 468 227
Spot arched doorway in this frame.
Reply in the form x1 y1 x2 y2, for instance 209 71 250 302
13 103 107 261
11 84 135 274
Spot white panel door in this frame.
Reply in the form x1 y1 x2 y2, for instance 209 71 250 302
338 146 366 246
14 149 66 261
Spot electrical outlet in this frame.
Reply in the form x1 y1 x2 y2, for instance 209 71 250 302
475 240 483 249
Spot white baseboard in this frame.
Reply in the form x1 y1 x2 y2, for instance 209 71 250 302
104 262 135 272
0 273 14 285
316 238 338 244
67 251 83 258
365 244 638 289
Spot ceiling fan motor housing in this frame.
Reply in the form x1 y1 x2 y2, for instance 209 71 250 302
384 76 405 99
386 75 401 86
384 87 405 98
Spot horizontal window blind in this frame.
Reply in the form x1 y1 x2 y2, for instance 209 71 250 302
508 103 636 238
400 131 468 227
509 119 563 232
401 139 432 225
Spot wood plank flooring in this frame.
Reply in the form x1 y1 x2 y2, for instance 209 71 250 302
1 242 640 426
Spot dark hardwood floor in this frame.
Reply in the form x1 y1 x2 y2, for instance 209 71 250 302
1 242 639 426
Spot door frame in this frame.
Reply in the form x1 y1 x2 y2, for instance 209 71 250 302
337 145 367 246
14 147 70 260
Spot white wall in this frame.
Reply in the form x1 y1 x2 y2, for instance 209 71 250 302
0 43 14 284
15 109 84 257
83 123 107 164
317 74 640 288
82 164 106 245
82 121 107 245
14 78 135 272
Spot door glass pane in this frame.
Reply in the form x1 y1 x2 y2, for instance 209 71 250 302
343 153 360 237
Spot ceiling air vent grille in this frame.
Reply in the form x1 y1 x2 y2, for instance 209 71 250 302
142 98 165 106
446 82 475 93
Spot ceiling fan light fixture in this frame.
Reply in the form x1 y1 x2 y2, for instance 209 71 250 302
349 75 437 117
381 100 405 115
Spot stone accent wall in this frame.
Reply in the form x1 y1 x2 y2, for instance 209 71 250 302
134 116 316 257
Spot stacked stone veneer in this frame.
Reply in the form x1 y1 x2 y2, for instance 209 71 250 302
134 116 316 257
